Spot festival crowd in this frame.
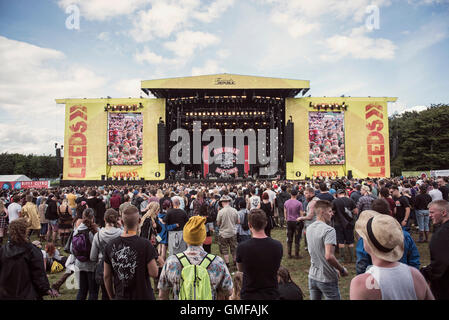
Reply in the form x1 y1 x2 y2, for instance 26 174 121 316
0 176 448 300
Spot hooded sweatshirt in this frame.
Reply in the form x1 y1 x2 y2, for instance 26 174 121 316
90 226 123 262
72 223 96 272
0 242 50 299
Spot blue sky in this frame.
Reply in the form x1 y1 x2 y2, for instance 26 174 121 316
0 0 448 155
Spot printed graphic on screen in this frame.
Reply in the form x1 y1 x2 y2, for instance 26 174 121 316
108 113 143 165
309 112 345 165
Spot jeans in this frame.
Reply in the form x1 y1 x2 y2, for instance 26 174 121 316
308 278 341 300
77 271 99 300
415 209 430 232
287 221 303 246
40 223 48 236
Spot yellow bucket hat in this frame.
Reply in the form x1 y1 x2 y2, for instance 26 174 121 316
183 216 207 246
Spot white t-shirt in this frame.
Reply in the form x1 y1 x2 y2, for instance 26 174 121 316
248 196 261 210
7 202 22 222
429 189 443 201
265 189 277 204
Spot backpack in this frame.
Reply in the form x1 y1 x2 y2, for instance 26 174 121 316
241 209 250 231
176 253 216 300
72 229 92 262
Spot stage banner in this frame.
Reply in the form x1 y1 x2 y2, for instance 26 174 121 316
61 98 165 180
203 146 248 178
286 97 394 179
1 181 50 190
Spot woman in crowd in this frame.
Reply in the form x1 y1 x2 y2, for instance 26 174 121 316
90 208 122 300
44 242 67 271
0 200 8 245
156 200 178 261
38 197 48 242
277 266 304 300
0 218 58 299
58 198 73 247
72 208 99 300
260 192 274 237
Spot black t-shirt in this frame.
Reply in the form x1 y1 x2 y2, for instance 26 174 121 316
86 197 100 213
414 193 432 210
393 195 410 223
439 186 449 201
164 208 188 231
104 235 158 300
278 282 303 300
332 197 356 228
236 237 283 300
316 192 334 202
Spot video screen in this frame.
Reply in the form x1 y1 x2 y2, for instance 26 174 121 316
107 113 143 165
309 112 345 165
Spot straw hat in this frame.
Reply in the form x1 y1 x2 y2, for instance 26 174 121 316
355 210 404 262
219 195 232 204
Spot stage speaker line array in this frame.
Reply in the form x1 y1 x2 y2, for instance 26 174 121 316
158 122 166 163
285 120 294 162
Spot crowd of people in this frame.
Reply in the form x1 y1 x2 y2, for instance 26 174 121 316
309 112 345 165
107 113 143 166
0 175 448 300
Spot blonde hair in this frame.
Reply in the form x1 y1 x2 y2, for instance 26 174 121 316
230 272 243 300
140 201 160 229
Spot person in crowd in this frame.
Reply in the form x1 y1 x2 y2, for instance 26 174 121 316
429 182 443 201
21 195 41 238
0 218 59 299
216 195 239 269
156 200 177 261
236 209 283 300
438 178 449 201
45 194 60 244
58 198 73 247
391 185 411 230
164 198 189 256
7 195 22 223
379 187 395 216
104 205 160 300
332 189 358 263
110 190 122 211
306 200 348 300
275 185 290 228
350 184 362 204
90 208 122 300
260 192 274 237
0 200 8 246
95 194 106 228
357 185 375 213
283 189 304 259
158 215 233 300
119 194 132 217
72 208 99 300
43 242 67 272
421 200 449 300
414 184 433 242
350 210 434 300
38 197 48 242
229 271 243 300
298 187 320 251
198 204 214 254
277 265 304 300
316 183 335 202
236 200 251 244
67 188 77 218
140 201 162 244
355 198 420 274
247 188 261 210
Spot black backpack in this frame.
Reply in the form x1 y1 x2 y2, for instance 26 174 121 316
241 209 249 231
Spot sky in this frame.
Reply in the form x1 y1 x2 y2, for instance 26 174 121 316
0 0 448 155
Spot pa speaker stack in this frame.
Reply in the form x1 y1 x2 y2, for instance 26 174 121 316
285 120 294 162
158 122 166 163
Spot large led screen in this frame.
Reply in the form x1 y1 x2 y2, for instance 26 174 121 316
309 112 345 165
107 113 143 165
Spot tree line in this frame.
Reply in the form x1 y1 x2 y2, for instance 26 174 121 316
0 104 448 179
389 104 449 176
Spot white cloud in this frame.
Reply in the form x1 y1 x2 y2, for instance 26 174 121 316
321 27 397 61
388 102 428 116
97 32 110 41
0 36 107 155
130 0 234 42
112 78 147 98
191 60 226 76
57 0 147 21
134 46 181 65
164 31 220 58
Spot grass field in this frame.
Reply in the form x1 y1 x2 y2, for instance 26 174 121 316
42 225 431 300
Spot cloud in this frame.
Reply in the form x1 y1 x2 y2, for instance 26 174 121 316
134 46 181 65
0 36 107 155
164 31 220 58
57 0 147 21
191 60 226 76
97 32 110 41
321 27 397 61
388 102 429 116
130 0 234 42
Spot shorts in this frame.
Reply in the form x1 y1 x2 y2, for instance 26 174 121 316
334 224 354 245
218 235 237 255
48 219 59 232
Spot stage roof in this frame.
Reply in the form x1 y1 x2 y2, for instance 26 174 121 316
141 73 310 98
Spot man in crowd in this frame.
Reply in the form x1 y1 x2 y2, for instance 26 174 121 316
421 200 449 300
429 182 443 201
298 187 319 251
391 185 411 230
275 185 290 228
350 184 362 204
164 198 188 256
216 195 239 269
332 189 358 263
7 195 22 223
316 183 335 202
283 189 304 259
159 215 233 300
350 210 434 300
104 205 159 300
357 185 375 213
21 194 41 237
355 199 420 274
437 178 449 201
236 209 283 300
119 194 132 217
45 194 59 244
306 200 348 300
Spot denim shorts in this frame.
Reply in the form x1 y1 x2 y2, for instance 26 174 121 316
48 219 59 231
308 277 341 300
